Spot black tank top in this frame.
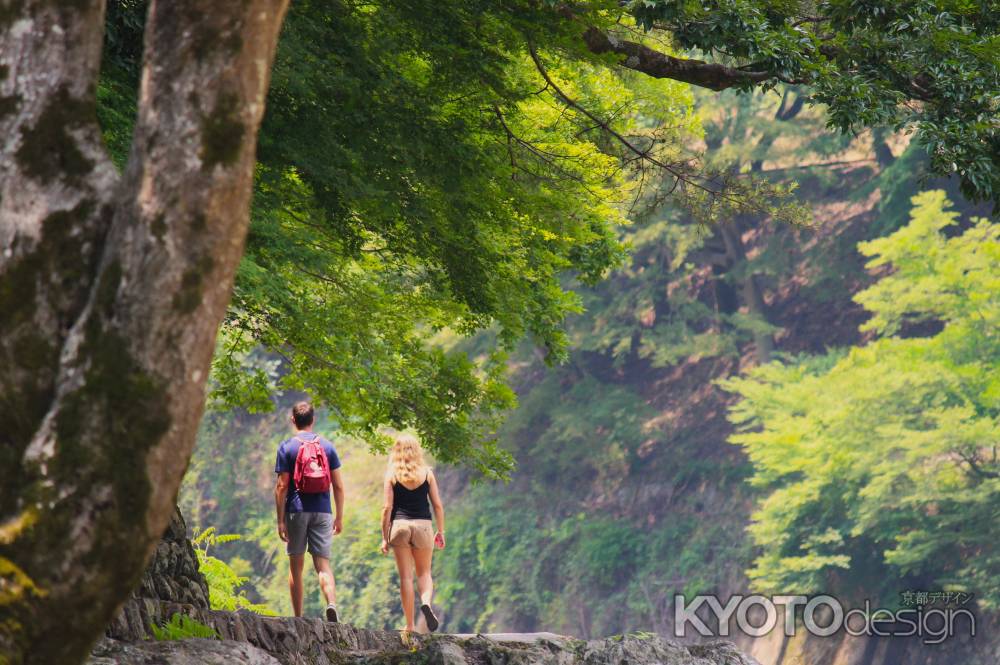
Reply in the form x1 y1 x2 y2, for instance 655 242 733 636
391 472 432 521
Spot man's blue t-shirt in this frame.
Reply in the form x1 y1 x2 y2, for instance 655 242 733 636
274 432 341 514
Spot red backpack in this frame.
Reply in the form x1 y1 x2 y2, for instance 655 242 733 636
293 437 331 494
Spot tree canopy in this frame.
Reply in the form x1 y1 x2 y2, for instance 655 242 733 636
101 0 716 475
586 0 1000 204
97 1 998 477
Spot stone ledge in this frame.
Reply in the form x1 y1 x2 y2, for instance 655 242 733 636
90 638 282 665
99 598 759 665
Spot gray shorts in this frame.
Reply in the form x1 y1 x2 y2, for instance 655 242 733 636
285 512 333 558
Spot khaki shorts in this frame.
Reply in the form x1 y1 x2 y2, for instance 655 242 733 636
389 519 434 549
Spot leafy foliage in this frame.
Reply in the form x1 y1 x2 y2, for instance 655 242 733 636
724 191 1000 606
429 366 752 636
627 0 1000 204
99 0 710 477
150 613 219 641
568 86 849 368
216 0 720 475
192 528 276 615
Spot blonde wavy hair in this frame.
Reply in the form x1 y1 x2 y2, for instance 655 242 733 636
388 433 427 485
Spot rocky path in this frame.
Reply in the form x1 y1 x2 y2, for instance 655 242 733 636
89 510 758 665
94 598 757 665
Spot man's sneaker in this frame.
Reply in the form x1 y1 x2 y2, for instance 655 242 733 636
326 604 339 623
420 603 439 632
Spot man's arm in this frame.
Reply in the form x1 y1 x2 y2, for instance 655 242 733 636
330 468 345 535
275 472 290 542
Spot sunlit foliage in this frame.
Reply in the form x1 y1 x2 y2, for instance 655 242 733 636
725 191 1000 606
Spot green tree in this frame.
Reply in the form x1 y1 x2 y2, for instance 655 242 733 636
99 0 708 476
724 190 1000 606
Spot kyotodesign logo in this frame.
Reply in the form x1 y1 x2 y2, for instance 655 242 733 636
673 593 976 645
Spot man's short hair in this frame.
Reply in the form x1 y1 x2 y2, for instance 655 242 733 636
292 401 314 429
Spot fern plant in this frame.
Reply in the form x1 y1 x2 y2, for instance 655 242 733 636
192 527 276 615
150 613 219 641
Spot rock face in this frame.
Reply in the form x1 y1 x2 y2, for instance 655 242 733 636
97 510 759 665
131 507 210 609
90 638 281 665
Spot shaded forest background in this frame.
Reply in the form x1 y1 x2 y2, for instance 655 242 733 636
176 79 997 649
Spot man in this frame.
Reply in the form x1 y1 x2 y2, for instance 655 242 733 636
274 401 345 621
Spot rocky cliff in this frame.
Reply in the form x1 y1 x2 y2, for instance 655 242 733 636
93 510 759 665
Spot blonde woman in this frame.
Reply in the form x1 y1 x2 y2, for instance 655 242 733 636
380 433 445 632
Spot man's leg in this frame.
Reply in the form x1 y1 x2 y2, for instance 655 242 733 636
288 554 306 617
313 556 337 607
307 513 338 621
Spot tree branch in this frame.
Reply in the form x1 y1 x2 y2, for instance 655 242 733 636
528 43 778 217
958 451 1000 480
528 44 694 183
581 27 798 91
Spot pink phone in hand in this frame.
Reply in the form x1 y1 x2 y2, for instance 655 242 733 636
434 532 445 549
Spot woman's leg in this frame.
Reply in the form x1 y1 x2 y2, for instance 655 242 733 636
413 545 439 631
412 546 434 607
392 545 416 631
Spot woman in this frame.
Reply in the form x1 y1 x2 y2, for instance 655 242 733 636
380 433 445 632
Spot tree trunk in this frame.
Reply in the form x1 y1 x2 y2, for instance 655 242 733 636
718 220 774 363
872 127 896 168
0 2 289 663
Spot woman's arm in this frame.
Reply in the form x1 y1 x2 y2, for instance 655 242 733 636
380 475 393 554
427 469 445 545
